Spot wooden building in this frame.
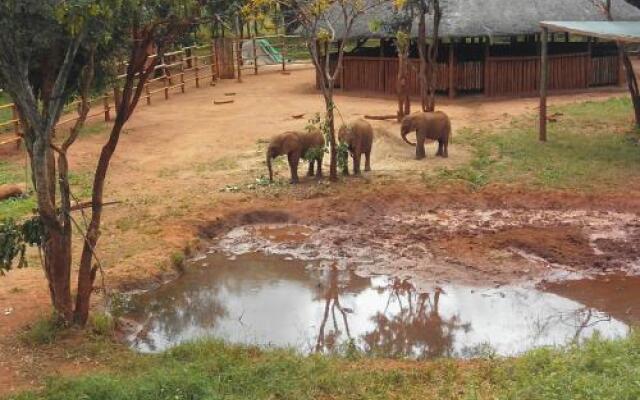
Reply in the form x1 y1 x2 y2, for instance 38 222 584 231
321 0 640 97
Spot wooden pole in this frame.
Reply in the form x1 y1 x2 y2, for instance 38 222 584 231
540 27 549 142
281 35 287 72
587 37 593 87
145 84 151 105
12 104 21 149
103 94 110 122
618 45 626 86
164 75 169 100
484 37 490 96
448 42 456 99
211 41 218 82
12 104 19 136
236 39 243 83
113 86 121 111
195 55 200 88
253 37 259 75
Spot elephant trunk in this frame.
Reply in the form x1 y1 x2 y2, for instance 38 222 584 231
401 129 416 146
266 149 274 182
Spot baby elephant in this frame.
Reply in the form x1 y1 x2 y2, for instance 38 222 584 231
338 119 374 175
400 111 451 159
266 128 325 184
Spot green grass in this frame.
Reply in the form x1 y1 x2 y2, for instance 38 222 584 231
7 334 640 400
431 97 640 191
0 92 12 127
18 316 64 346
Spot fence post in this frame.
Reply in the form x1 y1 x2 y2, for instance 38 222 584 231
180 63 185 94
103 94 111 122
211 41 218 83
114 86 121 112
145 83 151 105
164 76 169 100
253 37 259 75
12 104 21 149
236 39 243 83
195 55 200 88
281 35 287 72
618 45 626 86
448 42 456 99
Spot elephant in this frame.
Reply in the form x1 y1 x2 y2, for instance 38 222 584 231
338 119 374 175
266 128 325 184
400 111 451 160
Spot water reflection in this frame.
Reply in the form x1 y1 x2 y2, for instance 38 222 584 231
122 253 629 357
361 281 471 359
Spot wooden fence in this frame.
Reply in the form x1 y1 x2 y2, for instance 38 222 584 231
330 51 622 98
0 36 303 150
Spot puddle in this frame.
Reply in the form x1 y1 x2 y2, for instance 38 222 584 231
121 252 631 358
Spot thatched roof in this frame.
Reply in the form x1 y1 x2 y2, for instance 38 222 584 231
321 0 640 39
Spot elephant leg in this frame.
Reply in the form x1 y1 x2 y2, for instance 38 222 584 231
342 152 350 176
353 152 362 175
307 159 315 177
315 157 323 178
364 151 371 172
443 138 449 158
288 152 300 184
416 133 427 160
436 139 444 157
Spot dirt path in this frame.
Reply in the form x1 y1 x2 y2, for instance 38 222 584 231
0 65 635 395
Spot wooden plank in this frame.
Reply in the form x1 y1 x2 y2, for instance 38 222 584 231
540 27 548 142
449 43 456 98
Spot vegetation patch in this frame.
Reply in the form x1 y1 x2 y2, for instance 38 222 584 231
431 98 640 191
8 334 640 399
19 316 65 346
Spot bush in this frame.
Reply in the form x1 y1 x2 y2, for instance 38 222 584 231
90 313 115 337
19 316 63 345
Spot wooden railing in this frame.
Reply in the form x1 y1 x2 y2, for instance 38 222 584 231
0 36 304 150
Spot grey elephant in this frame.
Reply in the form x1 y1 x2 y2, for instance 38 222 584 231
266 128 325 184
338 119 374 175
400 111 451 159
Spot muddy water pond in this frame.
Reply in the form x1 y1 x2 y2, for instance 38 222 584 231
122 252 634 359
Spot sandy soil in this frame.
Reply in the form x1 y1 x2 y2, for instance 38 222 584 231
0 64 638 394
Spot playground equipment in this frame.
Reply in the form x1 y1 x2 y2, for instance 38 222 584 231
242 39 285 66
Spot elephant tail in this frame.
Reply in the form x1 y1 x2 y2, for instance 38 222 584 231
401 130 416 146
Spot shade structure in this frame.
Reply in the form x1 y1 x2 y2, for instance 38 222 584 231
539 21 640 141
540 21 640 43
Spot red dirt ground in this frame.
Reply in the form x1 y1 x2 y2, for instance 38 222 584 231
0 64 639 395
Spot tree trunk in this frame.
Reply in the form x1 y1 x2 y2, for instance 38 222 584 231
44 228 73 322
397 41 410 121
417 9 428 111
323 88 338 181
425 20 440 110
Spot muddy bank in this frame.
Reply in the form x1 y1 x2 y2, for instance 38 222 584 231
205 205 640 286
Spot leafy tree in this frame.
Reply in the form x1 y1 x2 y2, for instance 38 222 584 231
258 0 381 181
0 0 202 325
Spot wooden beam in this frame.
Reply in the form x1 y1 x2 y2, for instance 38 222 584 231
483 38 490 96
587 37 593 87
448 42 456 99
618 45 626 86
540 27 549 142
